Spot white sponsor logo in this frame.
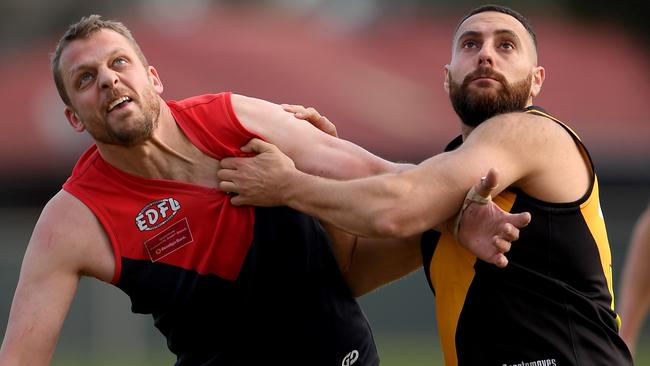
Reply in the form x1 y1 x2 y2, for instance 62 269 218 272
502 359 556 366
135 198 181 231
342 350 359 366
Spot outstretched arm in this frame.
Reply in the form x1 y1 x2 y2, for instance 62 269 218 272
279 106 531 267
218 138 531 266
218 120 530 239
0 192 112 365
618 202 650 356
228 102 530 283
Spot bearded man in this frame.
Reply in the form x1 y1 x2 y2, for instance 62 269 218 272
217 4 633 366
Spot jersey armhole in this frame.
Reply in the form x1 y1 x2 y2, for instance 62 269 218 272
62 187 122 284
222 92 266 142
421 229 441 295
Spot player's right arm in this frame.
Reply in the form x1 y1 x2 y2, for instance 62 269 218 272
618 201 650 357
0 191 113 365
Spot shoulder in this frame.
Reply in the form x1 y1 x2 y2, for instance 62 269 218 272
230 94 296 137
231 94 283 119
31 190 114 281
479 111 555 134
41 190 101 229
465 111 573 150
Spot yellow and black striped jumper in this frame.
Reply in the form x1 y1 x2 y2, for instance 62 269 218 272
421 106 633 366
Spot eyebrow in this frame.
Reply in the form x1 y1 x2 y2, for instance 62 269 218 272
456 29 522 45
68 47 125 78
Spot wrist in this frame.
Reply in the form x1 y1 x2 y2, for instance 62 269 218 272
282 169 308 207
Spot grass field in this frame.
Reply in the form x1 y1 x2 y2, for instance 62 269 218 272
49 333 650 365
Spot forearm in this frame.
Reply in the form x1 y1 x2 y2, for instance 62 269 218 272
0 273 78 365
222 138 508 237
283 164 463 238
346 235 423 297
284 170 403 237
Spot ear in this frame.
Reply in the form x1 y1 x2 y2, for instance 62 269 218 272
64 106 86 132
443 65 451 94
148 66 164 94
530 66 545 97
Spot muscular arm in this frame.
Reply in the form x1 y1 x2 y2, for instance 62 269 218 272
227 100 537 290
219 111 587 238
0 191 113 365
618 202 650 356
231 94 412 179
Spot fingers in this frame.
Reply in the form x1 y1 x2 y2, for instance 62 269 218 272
218 157 241 170
282 104 337 137
509 211 532 228
490 253 509 268
296 107 322 121
499 223 518 242
492 235 512 253
282 104 320 120
281 104 303 113
218 177 253 206
218 180 238 194
229 195 247 206
312 115 337 137
240 138 274 154
475 168 499 199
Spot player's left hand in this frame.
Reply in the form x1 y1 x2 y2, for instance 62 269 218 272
455 169 532 268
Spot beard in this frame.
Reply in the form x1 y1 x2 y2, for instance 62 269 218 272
449 67 532 127
80 83 161 147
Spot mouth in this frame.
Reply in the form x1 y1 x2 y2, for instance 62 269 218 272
472 76 499 82
107 96 133 113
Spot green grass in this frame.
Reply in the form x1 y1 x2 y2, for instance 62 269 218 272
52 353 174 366
374 332 443 366
49 333 650 366
635 337 650 366
49 334 443 366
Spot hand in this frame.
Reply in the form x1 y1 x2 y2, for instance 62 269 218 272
282 104 338 137
455 169 532 268
217 138 297 206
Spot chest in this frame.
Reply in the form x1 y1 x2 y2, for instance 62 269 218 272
89 178 255 282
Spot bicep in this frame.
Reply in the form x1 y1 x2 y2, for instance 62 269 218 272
231 94 402 179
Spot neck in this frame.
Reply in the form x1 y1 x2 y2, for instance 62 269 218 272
460 99 535 141
461 124 475 141
95 101 201 180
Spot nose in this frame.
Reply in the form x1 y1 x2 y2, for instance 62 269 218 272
477 45 494 67
97 66 119 89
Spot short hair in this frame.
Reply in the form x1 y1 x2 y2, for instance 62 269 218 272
50 15 149 106
454 4 538 51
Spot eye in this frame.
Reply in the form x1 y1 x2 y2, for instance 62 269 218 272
500 42 515 50
462 40 478 49
113 57 127 66
78 72 94 88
